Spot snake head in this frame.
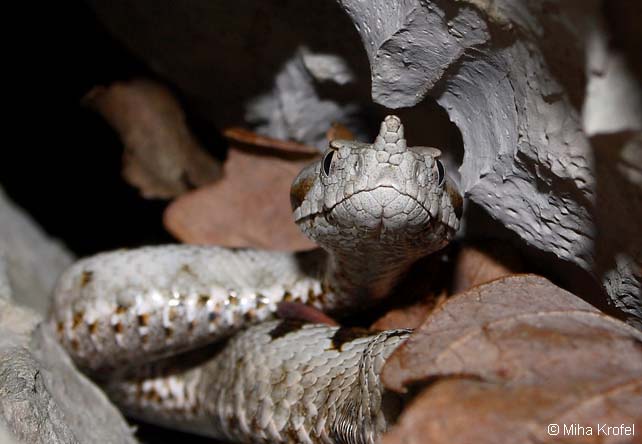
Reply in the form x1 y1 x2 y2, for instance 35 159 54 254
291 115 461 258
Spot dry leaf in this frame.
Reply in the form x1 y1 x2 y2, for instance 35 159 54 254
383 274 642 392
371 292 447 331
223 127 319 155
164 146 318 250
326 122 355 142
451 241 524 293
85 78 220 199
383 378 642 444
382 274 642 444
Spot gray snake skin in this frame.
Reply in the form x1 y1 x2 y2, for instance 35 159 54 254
49 116 462 443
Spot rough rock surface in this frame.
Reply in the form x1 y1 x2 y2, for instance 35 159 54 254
339 0 642 325
0 188 138 444
0 188 73 316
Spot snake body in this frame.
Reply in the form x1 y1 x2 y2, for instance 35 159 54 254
49 116 462 443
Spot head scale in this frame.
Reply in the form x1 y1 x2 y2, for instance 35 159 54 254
291 115 461 260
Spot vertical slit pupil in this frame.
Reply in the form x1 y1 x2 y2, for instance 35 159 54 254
323 150 335 176
436 159 445 186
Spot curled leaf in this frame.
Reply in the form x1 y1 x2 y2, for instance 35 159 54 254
164 146 318 251
85 79 220 199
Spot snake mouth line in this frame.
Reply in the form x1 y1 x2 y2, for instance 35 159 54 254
296 185 433 223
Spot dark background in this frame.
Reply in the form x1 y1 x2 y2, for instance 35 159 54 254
5 0 179 257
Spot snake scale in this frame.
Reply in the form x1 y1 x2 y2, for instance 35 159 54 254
49 116 462 443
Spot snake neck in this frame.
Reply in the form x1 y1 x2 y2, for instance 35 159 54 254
323 245 421 308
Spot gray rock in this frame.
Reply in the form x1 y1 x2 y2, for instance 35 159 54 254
0 188 138 444
0 187 73 315
245 49 363 150
339 0 642 325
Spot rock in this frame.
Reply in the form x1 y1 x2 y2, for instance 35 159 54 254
339 0 642 326
0 188 138 444
245 50 365 150
0 188 73 315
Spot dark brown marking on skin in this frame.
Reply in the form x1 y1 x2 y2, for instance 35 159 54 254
321 281 336 295
226 414 239 431
198 294 209 306
113 322 124 334
250 415 260 433
72 311 84 329
115 305 127 315
285 428 300 443
88 322 98 334
145 389 161 403
190 400 200 415
56 321 64 334
80 270 93 288
138 313 149 326
180 264 195 277
164 327 174 338
290 169 317 210
268 319 307 340
330 327 373 352
307 288 317 302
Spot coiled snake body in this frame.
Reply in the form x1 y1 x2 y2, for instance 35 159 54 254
49 116 462 443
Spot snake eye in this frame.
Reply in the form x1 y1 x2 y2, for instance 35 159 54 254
322 150 335 177
436 159 445 186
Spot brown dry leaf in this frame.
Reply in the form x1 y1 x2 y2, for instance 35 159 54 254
383 274 642 392
383 378 642 444
223 127 319 155
382 274 642 444
84 78 220 199
451 241 524 293
326 122 355 141
164 146 319 250
371 292 447 331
